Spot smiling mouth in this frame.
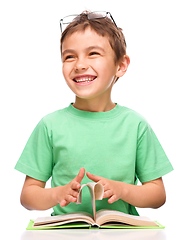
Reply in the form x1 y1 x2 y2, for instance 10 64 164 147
73 75 97 83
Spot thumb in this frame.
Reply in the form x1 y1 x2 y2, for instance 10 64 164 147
86 172 101 183
75 167 85 183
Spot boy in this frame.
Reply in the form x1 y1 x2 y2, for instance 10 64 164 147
15 11 173 216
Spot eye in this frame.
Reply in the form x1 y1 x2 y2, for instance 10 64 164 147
65 55 74 60
63 55 75 62
89 52 100 56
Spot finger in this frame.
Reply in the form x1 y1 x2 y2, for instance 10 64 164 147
60 199 69 207
103 189 112 199
75 167 85 184
108 195 118 204
69 189 79 198
71 181 81 190
86 172 101 182
60 194 78 207
66 194 78 203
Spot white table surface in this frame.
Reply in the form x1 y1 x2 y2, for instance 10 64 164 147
20 228 177 240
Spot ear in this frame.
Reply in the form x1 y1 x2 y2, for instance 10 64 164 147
115 55 130 78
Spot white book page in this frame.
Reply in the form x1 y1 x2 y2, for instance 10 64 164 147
77 182 104 221
34 212 93 225
96 209 153 222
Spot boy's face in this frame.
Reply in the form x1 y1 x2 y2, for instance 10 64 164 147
62 28 121 101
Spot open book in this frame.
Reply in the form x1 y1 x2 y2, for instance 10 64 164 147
27 182 164 230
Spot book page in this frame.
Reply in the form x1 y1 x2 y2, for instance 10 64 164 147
77 182 104 221
96 209 159 227
96 209 152 221
34 212 94 227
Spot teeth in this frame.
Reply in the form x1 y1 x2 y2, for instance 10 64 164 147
74 77 95 82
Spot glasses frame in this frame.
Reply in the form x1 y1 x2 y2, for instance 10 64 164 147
59 11 126 47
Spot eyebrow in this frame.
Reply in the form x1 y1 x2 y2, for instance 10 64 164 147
86 46 105 53
62 45 105 57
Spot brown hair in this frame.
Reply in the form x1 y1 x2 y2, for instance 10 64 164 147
60 11 126 65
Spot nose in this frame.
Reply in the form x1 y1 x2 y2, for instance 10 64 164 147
74 57 88 72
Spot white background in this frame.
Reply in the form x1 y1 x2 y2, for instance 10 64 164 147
1 0 183 237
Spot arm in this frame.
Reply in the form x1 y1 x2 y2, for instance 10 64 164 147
20 168 85 210
86 172 166 209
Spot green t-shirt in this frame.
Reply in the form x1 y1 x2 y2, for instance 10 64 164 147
15 103 173 216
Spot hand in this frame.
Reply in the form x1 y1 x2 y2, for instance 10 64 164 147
57 167 85 207
86 172 123 204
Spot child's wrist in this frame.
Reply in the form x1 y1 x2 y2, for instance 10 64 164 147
119 181 130 201
51 185 64 206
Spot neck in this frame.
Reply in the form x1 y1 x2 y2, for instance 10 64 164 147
73 97 116 112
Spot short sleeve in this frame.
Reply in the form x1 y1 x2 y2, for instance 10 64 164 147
15 119 53 182
136 124 173 183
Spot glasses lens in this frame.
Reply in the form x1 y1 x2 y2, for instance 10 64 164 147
62 15 78 24
88 11 107 20
60 15 79 32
